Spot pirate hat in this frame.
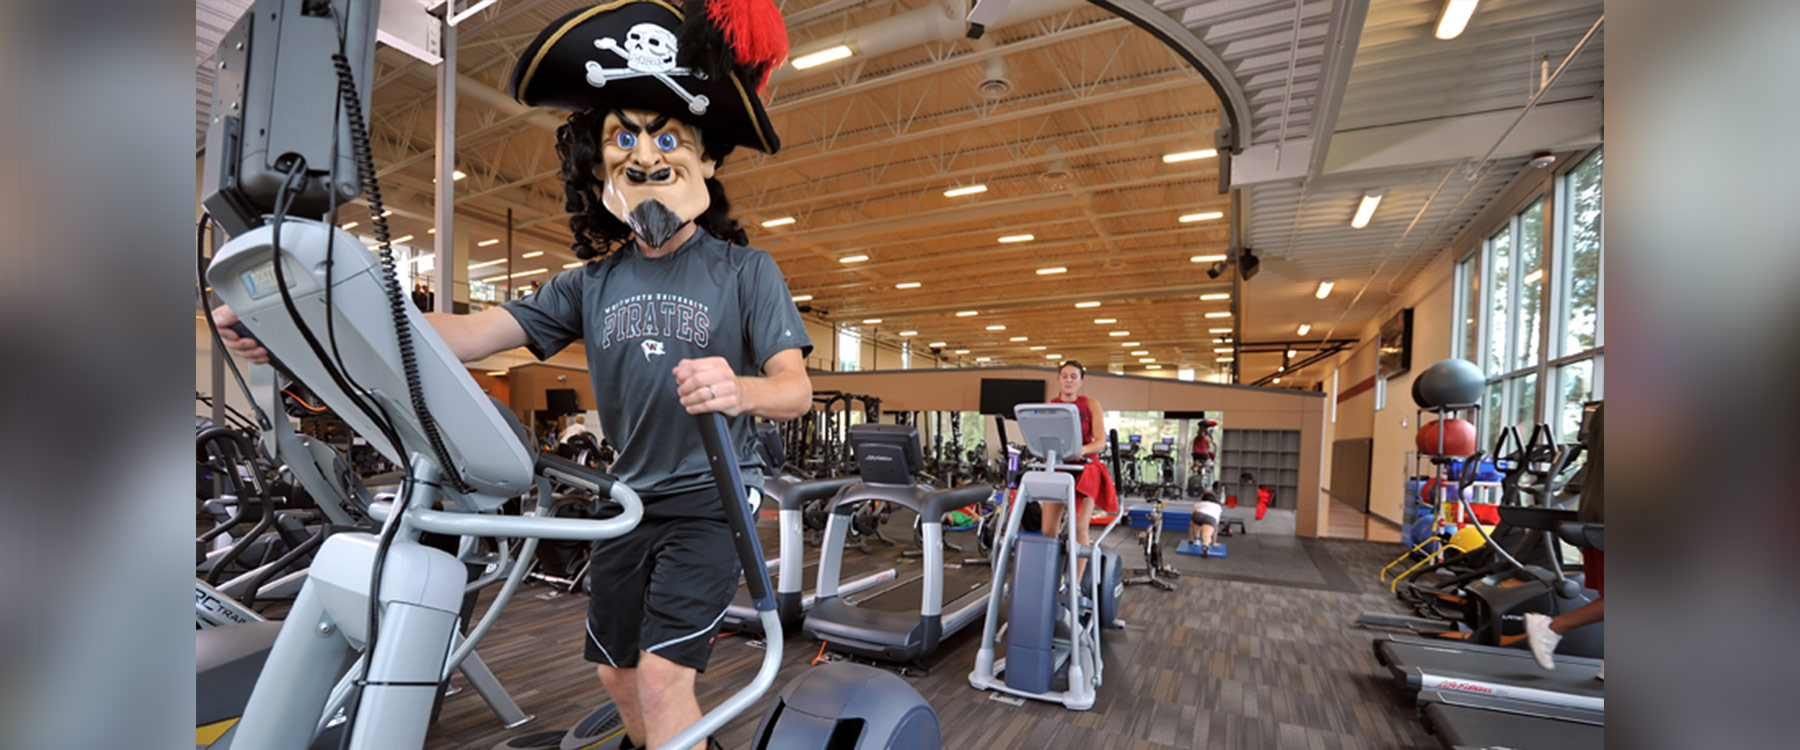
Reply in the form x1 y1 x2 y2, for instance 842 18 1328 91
509 0 787 154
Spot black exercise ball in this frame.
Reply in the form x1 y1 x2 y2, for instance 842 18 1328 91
1410 375 1429 409
1415 358 1485 409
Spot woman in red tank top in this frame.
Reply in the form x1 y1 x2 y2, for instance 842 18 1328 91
1045 361 1117 583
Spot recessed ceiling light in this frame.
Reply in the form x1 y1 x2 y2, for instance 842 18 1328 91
1288 349 1299 358
508 268 547 279
563 261 584 268
1272 377 1282 384
1212 338 1225 344
1199 292 1230 301
1214 347 1234 353
760 216 797 227
1035 266 1066 275
469 259 506 270
985 324 1006 331
792 44 853 70
1030 346 1047 351
956 310 979 317
1217 357 1234 362
929 341 947 347
1190 254 1227 263
1316 280 1335 299
341 221 358 230
478 238 500 247
1210 327 1232 334
1179 211 1224 223
381 210 394 217
1075 301 1101 308
1297 323 1312 335
1010 336 1028 342
1131 350 1149 356
1205 312 1231 319
839 254 869 263
1146 364 1163 370
900 331 918 336
426 227 435 234
1121 341 1139 347
954 349 970 354
1162 149 1217 163
1139 358 1156 363
862 318 883 324
1351 193 1382 229
1000 234 1036 244
944 184 989 197
896 281 922 289
522 251 543 258
1045 354 1062 360
1094 318 1117 324
1108 331 1129 337
792 294 813 302
452 169 467 181
392 234 414 244
976 357 991 362
1434 0 1480 40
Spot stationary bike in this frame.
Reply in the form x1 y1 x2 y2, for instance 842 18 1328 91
1125 442 1181 591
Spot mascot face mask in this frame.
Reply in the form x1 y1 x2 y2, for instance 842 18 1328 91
599 108 715 249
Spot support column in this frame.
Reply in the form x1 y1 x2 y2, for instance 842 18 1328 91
433 13 458 314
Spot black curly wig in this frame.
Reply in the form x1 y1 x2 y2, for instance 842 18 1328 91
555 108 747 260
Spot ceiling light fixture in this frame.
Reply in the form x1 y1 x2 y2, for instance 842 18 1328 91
1205 312 1231 319
468 259 506 270
1146 364 1164 370
478 238 500 247
956 310 979 317
1108 331 1129 337
1000 234 1036 244
1434 0 1480 40
563 261 584 268
976 357 991 362
1288 349 1299 358
896 282 922 289
985 325 1006 331
1315 280 1335 299
1121 341 1139 347
929 341 947 347
522 251 544 259
791 294 813 302
862 318 883 325
1199 292 1230 301
1131 350 1149 356
839 254 869 263
1209 327 1232 334
1010 336 1028 342
943 184 989 197
1094 318 1117 324
1297 323 1312 336
1217 357 1234 363
1351 192 1383 229
792 44 853 70
1214 347 1234 353
900 331 918 336
381 209 394 217
1035 267 1066 275
1030 346 1047 351
1045 354 1061 360
426 228 435 234
452 169 467 181
1190 254 1228 263
1179 211 1225 223
1139 358 1156 363
1522 269 1544 284
954 349 970 354
341 221 358 230
1074 301 1101 308
392 234 414 244
1162 149 1217 163
507 268 547 279
760 216 796 227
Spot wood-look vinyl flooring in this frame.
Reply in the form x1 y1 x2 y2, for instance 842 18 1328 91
426 520 1437 750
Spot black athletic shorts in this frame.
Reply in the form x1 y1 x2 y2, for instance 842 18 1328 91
584 515 741 672
1192 512 1220 528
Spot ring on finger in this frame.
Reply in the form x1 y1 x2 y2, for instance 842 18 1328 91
706 384 718 400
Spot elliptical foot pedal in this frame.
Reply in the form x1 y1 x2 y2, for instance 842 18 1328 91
492 704 627 750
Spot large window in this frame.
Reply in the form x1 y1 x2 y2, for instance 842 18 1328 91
837 325 861 372
1454 149 1604 445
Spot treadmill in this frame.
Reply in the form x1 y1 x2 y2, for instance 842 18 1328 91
721 474 901 634
1375 636 1604 716
1422 700 1603 749
803 424 994 663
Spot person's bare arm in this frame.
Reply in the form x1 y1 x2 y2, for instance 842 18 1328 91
213 304 530 365
1082 395 1109 456
673 348 812 420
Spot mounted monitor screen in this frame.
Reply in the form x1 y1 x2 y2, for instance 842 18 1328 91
848 424 922 485
979 378 1046 416
1378 307 1414 378
545 388 579 416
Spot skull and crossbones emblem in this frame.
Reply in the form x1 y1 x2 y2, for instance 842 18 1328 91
586 23 710 115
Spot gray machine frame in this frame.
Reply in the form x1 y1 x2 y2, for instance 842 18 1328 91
722 476 898 635
966 402 1119 710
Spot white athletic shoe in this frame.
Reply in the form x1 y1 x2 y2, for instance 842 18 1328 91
1595 661 1603 681
1524 613 1561 670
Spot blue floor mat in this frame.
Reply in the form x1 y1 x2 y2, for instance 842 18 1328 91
1174 540 1226 558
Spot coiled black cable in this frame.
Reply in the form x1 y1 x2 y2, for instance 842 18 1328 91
330 49 470 496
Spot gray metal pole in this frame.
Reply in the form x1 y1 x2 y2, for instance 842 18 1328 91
433 13 457 314
506 207 513 299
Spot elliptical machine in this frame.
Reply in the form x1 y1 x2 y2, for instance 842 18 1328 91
967 403 1122 710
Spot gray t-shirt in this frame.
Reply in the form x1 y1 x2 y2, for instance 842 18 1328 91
503 230 812 518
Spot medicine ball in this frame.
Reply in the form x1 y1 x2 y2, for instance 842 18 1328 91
1415 358 1485 408
1416 418 1477 457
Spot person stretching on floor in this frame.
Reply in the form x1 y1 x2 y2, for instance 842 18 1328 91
1187 492 1223 557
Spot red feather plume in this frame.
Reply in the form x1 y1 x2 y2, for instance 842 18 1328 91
704 0 789 93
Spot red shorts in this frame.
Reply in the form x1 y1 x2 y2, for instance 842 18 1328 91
1584 549 1604 595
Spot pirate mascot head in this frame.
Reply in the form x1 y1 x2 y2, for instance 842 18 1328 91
509 0 787 257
